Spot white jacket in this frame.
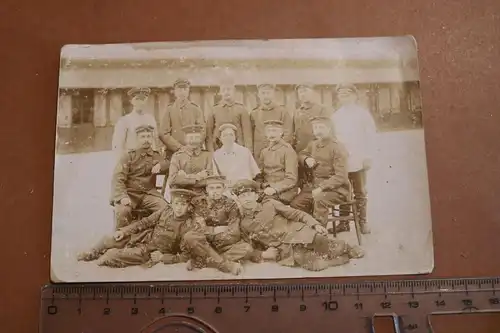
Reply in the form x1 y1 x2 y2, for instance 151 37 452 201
331 103 377 172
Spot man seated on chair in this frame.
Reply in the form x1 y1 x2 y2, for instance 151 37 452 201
290 116 350 233
191 175 255 266
233 179 364 271
77 189 243 275
255 120 298 205
212 123 261 194
167 124 214 195
110 124 170 230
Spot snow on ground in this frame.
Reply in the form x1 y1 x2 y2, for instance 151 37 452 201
50 130 434 283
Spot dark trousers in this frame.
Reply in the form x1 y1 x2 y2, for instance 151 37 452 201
114 194 168 229
340 169 368 224
290 188 346 226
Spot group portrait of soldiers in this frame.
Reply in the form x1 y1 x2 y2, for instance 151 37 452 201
77 77 378 276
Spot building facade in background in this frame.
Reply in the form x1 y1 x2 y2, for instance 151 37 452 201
56 56 423 154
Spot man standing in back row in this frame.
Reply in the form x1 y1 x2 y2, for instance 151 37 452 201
111 87 158 158
331 83 377 234
159 78 213 157
250 83 293 159
293 83 333 153
207 79 253 151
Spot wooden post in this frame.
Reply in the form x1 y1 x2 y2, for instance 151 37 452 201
109 89 123 126
93 89 108 127
57 90 72 128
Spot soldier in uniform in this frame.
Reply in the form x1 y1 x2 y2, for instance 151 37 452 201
232 180 364 271
250 83 293 158
293 83 333 152
331 83 376 234
192 175 254 263
110 124 169 229
111 87 159 158
167 124 213 195
159 78 213 157
290 116 350 231
77 189 243 275
207 79 253 151
256 120 298 205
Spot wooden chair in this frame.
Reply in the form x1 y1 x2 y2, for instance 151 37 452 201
327 181 363 246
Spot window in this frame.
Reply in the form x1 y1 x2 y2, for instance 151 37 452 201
71 89 94 125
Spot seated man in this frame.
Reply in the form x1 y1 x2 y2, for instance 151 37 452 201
192 175 254 265
290 116 350 231
77 189 242 275
110 124 169 229
212 123 261 193
255 120 298 205
167 124 214 195
232 179 364 272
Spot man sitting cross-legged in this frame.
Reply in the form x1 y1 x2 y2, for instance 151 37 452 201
190 175 256 269
290 116 350 232
77 189 242 275
232 179 364 272
110 124 169 229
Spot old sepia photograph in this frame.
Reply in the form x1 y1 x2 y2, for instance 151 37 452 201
51 37 433 282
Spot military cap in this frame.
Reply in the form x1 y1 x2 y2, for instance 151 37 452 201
135 124 155 134
173 78 191 88
127 87 151 98
182 124 205 134
257 83 276 90
218 123 238 134
309 115 331 124
263 119 284 128
295 83 315 91
170 188 198 200
204 175 227 186
232 179 259 196
335 83 358 93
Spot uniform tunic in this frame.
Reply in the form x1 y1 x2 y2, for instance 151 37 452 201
88 207 215 268
192 195 252 262
159 99 213 154
250 103 293 158
167 147 214 193
257 139 298 204
207 100 253 151
111 111 159 156
239 198 354 271
293 102 332 152
110 147 169 228
290 137 349 225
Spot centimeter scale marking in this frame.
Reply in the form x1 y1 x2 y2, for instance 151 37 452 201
40 277 500 333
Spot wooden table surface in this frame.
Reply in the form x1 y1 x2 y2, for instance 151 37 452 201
1 1 499 332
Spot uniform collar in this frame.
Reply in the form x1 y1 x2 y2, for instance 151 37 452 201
267 139 285 151
260 102 276 111
137 147 154 156
175 98 190 109
221 99 235 107
299 101 314 110
182 146 202 156
316 137 333 148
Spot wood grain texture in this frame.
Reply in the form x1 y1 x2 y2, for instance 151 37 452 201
0 0 499 331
